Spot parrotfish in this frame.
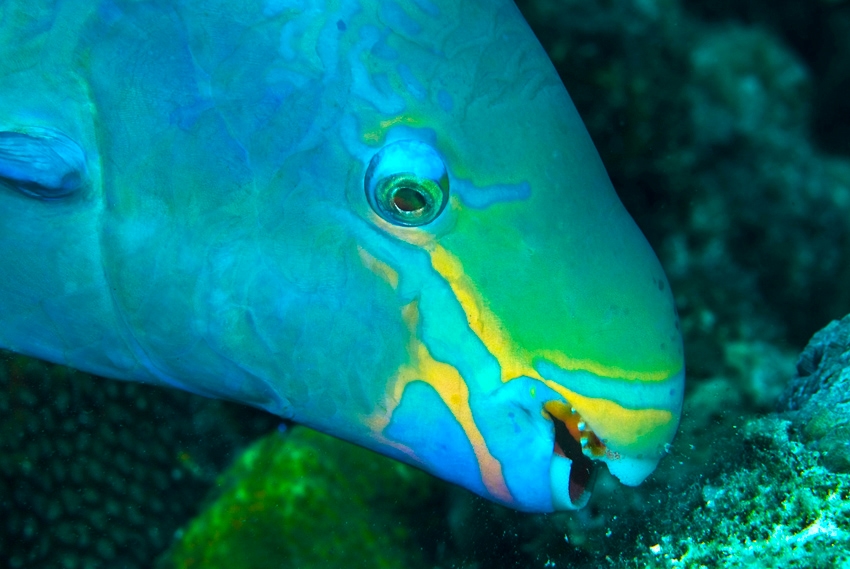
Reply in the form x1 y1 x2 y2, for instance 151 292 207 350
0 0 684 512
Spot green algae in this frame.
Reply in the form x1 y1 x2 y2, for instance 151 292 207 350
157 427 442 569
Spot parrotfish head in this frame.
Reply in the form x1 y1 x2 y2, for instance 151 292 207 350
0 0 683 513
328 2 685 512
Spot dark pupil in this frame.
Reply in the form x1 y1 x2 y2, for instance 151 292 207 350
392 186 427 212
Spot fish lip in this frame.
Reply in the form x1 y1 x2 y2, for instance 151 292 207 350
550 453 594 510
549 411 597 509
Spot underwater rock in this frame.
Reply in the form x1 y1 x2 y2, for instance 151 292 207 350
0 351 277 569
781 313 850 473
156 427 443 569
602 316 850 568
621 415 850 568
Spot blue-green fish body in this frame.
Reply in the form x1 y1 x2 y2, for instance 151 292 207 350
0 0 684 512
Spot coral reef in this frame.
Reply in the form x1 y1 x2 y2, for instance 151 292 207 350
0 351 277 569
782 314 850 474
156 427 444 569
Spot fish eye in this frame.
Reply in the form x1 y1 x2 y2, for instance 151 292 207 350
364 140 449 227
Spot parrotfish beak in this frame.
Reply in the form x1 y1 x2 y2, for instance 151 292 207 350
539 359 685 510
423 194 685 511
547 402 599 509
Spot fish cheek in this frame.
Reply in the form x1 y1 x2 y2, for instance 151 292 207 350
384 380 487 497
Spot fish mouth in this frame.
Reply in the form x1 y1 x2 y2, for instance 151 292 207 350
546 401 604 509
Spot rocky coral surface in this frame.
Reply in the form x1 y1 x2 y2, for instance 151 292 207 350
609 316 850 568
782 314 850 474
621 417 850 568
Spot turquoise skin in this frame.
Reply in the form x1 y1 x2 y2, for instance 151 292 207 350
0 0 684 512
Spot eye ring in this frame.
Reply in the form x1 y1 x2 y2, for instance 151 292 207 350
364 140 449 227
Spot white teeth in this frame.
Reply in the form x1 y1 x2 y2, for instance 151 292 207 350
577 420 586 432
580 436 588 448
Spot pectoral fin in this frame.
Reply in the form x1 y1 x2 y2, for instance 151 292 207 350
0 127 87 199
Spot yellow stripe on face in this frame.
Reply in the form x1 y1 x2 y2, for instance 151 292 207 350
428 244 538 383
428 243 679 383
540 378 674 452
362 115 420 143
367 301 512 503
357 245 399 289
538 350 678 383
